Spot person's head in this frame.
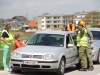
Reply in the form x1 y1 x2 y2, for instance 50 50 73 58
5 23 11 30
69 21 73 26
14 34 20 40
78 20 86 27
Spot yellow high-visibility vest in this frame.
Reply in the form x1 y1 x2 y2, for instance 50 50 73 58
1 30 14 47
76 28 88 47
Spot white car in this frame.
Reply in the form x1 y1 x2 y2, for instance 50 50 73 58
88 28 100 64
11 30 79 75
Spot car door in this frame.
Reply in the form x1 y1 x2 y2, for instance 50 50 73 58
67 34 78 64
64 34 72 67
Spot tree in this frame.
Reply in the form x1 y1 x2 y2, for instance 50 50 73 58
83 10 100 26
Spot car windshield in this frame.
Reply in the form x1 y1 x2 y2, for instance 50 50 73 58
26 34 64 47
91 31 100 40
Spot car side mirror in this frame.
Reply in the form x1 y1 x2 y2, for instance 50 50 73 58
68 44 74 48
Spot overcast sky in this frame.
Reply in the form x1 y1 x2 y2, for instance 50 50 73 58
0 0 100 20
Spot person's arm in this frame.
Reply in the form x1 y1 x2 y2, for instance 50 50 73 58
72 25 84 38
15 40 25 48
1 32 10 45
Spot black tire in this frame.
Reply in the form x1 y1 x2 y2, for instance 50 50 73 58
95 50 100 64
12 69 22 73
57 58 65 75
76 62 81 70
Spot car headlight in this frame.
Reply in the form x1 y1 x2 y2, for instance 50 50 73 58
12 52 22 58
91 46 97 50
43 54 53 60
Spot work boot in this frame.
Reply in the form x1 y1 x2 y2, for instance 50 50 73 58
88 66 94 71
79 68 87 71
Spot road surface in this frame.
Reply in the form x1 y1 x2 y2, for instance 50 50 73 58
0 64 100 75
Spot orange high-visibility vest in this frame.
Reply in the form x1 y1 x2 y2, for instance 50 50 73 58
67 24 75 31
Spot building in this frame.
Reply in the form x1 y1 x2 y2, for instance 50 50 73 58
12 16 27 21
73 11 88 23
22 20 38 32
37 13 74 30
64 15 74 26
37 13 64 30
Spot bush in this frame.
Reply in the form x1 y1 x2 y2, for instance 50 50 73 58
91 23 99 28
19 29 25 32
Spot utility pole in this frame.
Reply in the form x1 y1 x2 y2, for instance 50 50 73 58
26 13 28 20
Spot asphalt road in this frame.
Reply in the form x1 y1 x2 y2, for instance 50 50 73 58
0 64 100 75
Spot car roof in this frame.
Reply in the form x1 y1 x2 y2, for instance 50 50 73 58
36 30 70 35
88 28 100 31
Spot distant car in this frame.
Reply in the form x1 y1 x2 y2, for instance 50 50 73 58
88 28 100 64
11 30 79 75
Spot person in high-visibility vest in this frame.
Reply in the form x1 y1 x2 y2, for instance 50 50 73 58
65 21 76 31
0 24 14 71
72 20 93 71
80 21 94 71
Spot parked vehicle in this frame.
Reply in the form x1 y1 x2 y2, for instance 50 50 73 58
88 28 100 64
11 30 79 75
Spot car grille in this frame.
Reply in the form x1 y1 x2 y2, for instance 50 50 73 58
22 54 42 59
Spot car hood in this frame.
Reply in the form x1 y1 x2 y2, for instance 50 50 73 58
14 45 65 54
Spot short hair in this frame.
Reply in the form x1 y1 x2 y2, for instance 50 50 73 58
69 21 73 23
14 34 20 39
5 24 11 30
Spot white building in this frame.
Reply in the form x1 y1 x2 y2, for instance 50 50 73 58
37 13 74 30
74 11 88 23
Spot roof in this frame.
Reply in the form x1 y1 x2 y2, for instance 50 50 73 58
28 20 37 28
12 16 27 21
88 28 100 31
36 30 70 35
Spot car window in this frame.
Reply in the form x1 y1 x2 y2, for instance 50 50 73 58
91 31 100 40
26 34 64 47
66 34 74 47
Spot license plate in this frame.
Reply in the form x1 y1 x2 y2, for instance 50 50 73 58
23 61 38 65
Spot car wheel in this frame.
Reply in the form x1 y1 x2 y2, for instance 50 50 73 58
96 50 100 64
12 69 22 73
57 58 65 75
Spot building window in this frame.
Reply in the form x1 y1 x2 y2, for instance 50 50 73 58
54 25 57 28
58 25 59 28
47 25 50 28
54 17 57 19
58 21 61 23
42 25 44 27
46 21 50 23
46 17 50 19
54 21 57 23
42 21 44 23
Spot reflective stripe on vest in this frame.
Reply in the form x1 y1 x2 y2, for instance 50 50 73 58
67 24 75 31
76 28 88 47
1 30 14 47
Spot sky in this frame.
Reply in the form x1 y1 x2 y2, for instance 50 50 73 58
0 0 100 20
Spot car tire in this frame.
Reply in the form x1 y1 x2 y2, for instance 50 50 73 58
76 62 81 69
95 50 100 64
57 58 65 75
12 69 22 73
